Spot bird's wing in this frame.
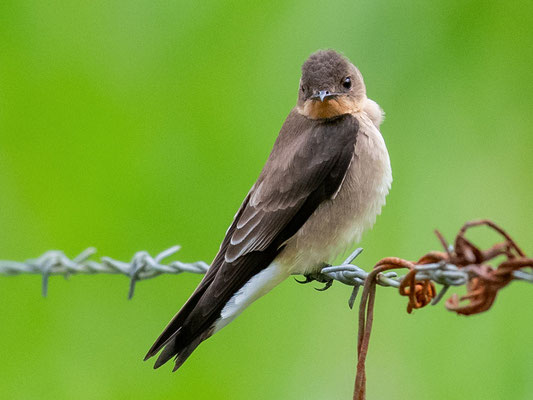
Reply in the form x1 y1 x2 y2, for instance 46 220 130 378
146 111 359 369
224 113 359 262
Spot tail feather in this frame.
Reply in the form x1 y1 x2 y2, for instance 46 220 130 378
145 245 284 370
153 334 181 369
144 312 189 362
151 323 210 371
144 280 211 364
172 335 205 372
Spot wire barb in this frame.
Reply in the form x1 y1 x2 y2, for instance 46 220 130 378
0 220 531 400
1 221 531 304
352 219 533 400
0 247 209 298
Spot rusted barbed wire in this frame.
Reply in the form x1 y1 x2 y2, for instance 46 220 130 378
0 221 531 308
353 219 533 400
0 220 531 399
3 242 531 302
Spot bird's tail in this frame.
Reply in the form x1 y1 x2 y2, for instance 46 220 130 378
150 328 208 371
145 261 289 371
144 282 211 370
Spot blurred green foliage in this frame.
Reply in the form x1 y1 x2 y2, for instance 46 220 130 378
1 0 532 399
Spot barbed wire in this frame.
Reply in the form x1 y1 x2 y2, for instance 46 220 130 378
0 246 209 299
1 238 531 305
352 220 533 400
321 247 533 308
0 220 532 400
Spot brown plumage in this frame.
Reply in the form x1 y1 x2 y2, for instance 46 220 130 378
145 49 392 371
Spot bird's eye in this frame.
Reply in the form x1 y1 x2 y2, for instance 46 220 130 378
342 77 351 89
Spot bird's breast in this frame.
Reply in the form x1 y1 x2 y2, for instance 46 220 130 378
278 113 392 274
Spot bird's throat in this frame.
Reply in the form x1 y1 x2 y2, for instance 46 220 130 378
300 97 360 120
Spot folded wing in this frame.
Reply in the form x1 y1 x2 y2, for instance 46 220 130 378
145 111 359 370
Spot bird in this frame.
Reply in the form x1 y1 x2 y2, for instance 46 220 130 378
144 49 392 371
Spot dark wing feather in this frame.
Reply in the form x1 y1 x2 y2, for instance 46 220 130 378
145 111 359 369
144 192 253 360
224 113 358 262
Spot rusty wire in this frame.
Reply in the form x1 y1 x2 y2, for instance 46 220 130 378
0 220 531 400
353 220 533 400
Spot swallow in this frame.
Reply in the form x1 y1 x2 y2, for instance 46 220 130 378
145 49 392 371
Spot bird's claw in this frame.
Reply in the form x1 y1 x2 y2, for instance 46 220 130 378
295 270 334 291
314 279 333 291
294 276 316 284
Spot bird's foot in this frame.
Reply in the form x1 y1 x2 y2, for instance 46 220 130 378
295 269 334 291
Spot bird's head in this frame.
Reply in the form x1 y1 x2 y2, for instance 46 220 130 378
298 50 366 120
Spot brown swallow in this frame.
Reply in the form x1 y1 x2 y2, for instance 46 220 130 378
145 49 392 371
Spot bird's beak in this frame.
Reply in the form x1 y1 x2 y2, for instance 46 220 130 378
311 90 337 102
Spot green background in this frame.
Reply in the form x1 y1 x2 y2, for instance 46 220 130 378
1 1 532 399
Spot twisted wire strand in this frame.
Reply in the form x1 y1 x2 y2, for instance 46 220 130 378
1 246 531 301
0 246 209 299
